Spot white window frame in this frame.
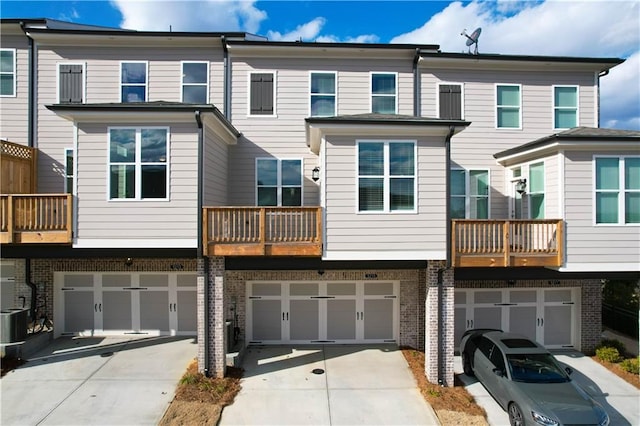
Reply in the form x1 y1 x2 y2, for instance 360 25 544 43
56 62 86 104
180 61 209 104
107 126 170 201
255 158 304 206
356 140 417 214
309 71 337 117
552 85 579 130
120 61 148 103
64 147 74 194
0 48 16 97
495 83 522 129
451 168 490 219
436 82 464 120
593 155 640 226
247 70 277 117
370 72 398 114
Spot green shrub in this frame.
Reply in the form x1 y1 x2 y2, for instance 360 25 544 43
620 357 639 375
596 346 622 363
596 338 627 356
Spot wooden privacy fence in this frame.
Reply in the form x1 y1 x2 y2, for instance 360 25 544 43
1 141 37 194
452 219 563 267
0 194 72 244
204 207 322 256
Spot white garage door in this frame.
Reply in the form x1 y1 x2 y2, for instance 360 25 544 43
247 281 399 344
454 287 579 350
54 272 197 337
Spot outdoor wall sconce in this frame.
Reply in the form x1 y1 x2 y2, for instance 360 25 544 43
125 257 133 266
516 178 527 195
312 166 320 182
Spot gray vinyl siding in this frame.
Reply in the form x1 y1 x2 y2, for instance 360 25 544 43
74 122 199 242
544 154 561 218
563 150 640 267
36 45 224 193
425 69 598 219
324 135 446 255
0 35 29 144
202 123 228 206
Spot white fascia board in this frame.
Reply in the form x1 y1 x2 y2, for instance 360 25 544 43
74 239 197 249
558 263 640 273
322 250 446 261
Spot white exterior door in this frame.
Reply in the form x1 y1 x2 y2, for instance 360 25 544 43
247 281 399 344
55 272 197 337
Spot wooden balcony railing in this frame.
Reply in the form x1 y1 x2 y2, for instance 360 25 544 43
203 207 322 256
1 194 73 244
452 219 563 267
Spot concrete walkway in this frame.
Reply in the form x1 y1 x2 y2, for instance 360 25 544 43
1 335 197 425
220 345 440 425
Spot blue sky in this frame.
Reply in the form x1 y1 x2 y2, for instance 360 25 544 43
2 0 638 129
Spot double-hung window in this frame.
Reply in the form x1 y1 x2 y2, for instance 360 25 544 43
310 72 336 116
121 62 147 102
109 127 169 200
496 84 521 128
0 49 16 97
358 141 416 212
256 158 302 206
181 61 208 103
451 169 489 219
371 73 397 114
553 86 578 129
439 83 463 120
595 156 640 224
528 162 545 219
65 148 74 194
249 72 275 116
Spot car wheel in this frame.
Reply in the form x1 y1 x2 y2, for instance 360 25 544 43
508 402 524 426
462 352 474 377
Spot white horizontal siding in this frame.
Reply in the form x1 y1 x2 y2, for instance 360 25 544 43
0 35 29 144
203 122 228 206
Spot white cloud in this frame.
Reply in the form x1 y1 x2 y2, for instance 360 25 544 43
267 17 326 41
58 7 80 22
391 0 640 130
111 0 267 33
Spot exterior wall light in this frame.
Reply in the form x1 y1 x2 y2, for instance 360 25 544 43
516 178 527 194
312 166 320 182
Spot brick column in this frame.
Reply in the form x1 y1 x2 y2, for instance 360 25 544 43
208 256 226 378
581 279 603 355
196 257 206 374
425 261 455 387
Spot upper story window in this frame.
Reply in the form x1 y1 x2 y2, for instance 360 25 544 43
371 73 397 114
181 61 208 104
310 72 336 116
595 156 640 224
0 49 16 97
529 162 545 219
553 86 578 129
439 83 463 120
496 84 521 129
256 158 302 206
65 148 74 194
58 63 84 103
249 72 275 116
109 127 169 200
121 62 148 103
358 141 416 213
451 169 489 219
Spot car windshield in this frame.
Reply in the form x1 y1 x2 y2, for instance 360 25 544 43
507 353 570 383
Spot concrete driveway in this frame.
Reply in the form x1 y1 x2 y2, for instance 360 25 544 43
456 351 640 426
220 345 440 425
1 335 197 425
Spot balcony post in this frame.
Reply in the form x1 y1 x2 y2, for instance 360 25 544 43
202 208 209 256
259 208 266 247
65 194 72 242
503 221 510 266
556 220 564 266
7 195 14 243
315 207 322 244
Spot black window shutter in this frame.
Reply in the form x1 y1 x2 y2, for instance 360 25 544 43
250 73 274 115
439 84 461 119
59 65 83 103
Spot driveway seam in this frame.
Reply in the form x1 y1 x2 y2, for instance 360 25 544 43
321 345 333 425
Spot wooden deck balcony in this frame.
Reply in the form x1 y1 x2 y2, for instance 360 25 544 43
203 207 322 256
452 219 563 267
1 194 73 244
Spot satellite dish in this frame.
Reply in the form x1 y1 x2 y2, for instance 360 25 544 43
460 27 481 55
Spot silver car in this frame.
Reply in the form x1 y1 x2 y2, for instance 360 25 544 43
460 329 609 426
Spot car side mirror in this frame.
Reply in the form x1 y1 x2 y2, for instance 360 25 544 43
565 367 573 375
492 368 505 377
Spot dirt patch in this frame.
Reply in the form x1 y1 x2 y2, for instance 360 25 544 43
591 356 640 389
401 348 488 425
158 359 242 426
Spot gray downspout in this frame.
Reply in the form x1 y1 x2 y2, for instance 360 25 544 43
413 49 420 117
438 125 455 385
25 258 37 320
195 110 210 377
597 70 609 128
221 36 231 120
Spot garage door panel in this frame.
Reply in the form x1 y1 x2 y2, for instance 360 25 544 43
64 291 94 333
327 299 356 340
473 307 501 329
252 299 282 341
177 291 197 332
544 305 572 346
364 299 393 340
509 306 536 340
290 300 319 340
102 291 132 331
140 291 170 331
